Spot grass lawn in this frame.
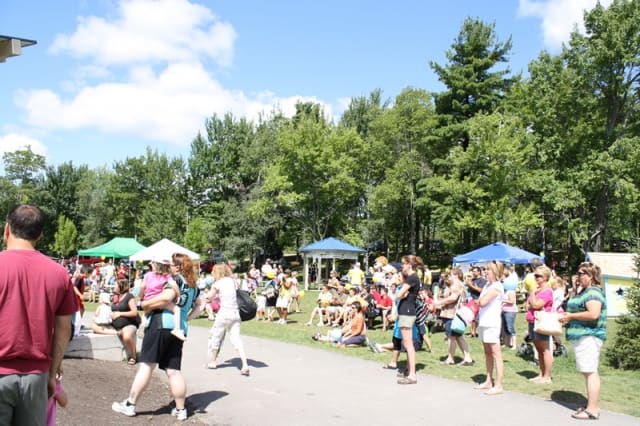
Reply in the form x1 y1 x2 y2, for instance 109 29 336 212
86 292 640 417
188 291 640 418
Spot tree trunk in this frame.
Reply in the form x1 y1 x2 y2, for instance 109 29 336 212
593 184 609 252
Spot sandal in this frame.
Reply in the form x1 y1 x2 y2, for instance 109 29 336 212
240 368 250 376
382 363 398 370
397 377 417 385
127 357 136 365
571 410 599 420
473 383 492 390
206 362 217 370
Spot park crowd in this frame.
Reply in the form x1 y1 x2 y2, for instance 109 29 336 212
0 203 608 424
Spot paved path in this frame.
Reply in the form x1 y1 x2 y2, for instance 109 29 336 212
176 324 637 426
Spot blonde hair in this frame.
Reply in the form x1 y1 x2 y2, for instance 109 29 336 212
534 265 552 281
486 261 505 282
212 263 232 281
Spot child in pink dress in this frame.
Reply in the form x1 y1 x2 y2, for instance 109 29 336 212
138 257 185 340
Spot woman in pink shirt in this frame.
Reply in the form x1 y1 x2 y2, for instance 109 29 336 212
525 265 555 384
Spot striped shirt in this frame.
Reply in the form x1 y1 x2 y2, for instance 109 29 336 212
565 286 607 342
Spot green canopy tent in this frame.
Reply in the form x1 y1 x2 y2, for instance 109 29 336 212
78 237 146 259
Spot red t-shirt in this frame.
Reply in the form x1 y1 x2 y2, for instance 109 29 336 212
0 249 78 374
378 295 392 309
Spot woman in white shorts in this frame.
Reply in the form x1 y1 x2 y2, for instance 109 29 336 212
475 260 505 395
559 262 607 420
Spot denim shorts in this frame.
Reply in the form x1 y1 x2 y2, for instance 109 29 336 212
502 311 517 336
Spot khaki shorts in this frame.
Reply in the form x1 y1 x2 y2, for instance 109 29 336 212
398 314 416 328
572 336 603 373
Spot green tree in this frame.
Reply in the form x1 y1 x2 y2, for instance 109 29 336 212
108 148 187 242
52 215 78 257
563 0 640 251
262 103 367 241
2 147 46 203
430 17 514 154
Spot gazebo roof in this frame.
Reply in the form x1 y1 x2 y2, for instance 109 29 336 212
299 237 365 259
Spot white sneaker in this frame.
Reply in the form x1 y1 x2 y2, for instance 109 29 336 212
171 329 187 341
112 400 136 417
171 407 188 421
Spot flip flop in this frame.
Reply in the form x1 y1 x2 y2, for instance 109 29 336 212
127 357 136 366
484 387 503 396
240 368 250 376
381 363 397 370
206 363 217 370
571 410 599 420
397 377 417 385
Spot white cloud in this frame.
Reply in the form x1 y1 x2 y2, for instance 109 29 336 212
16 0 336 149
0 133 48 159
50 0 236 67
16 62 334 146
518 0 614 51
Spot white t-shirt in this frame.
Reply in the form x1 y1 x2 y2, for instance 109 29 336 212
214 276 238 313
94 304 113 325
478 281 504 328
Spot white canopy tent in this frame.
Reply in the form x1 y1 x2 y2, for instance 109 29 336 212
298 237 366 290
129 238 200 262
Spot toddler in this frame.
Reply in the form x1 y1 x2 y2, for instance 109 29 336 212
93 292 113 326
138 258 185 341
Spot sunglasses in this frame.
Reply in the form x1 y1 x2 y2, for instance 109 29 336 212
534 274 543 278
577 271 587 276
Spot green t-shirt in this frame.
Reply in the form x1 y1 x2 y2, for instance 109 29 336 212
565 286 607 341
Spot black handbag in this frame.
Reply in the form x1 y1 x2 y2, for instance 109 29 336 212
236 289 257 321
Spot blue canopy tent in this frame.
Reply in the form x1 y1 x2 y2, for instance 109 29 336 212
298 237 366 290
453 242 543 265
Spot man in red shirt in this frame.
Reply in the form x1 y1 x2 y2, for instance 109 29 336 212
0 204 78 425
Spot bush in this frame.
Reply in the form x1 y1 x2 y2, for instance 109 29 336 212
605 316 640 370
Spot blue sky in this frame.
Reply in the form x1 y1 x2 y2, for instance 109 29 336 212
0 0 611 170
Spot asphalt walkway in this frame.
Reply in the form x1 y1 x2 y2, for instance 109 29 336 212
177 324 637 426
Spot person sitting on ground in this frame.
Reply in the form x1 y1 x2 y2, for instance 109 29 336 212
138 258 184 340
337 286 359 325
313 301 366 348
92 278 140 365
326 283 347 325
376 287 393 331
306 284 333 326
93 292 113 327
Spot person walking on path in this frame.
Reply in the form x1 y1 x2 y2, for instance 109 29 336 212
0 204 78 426
112 252 201 421
205 264 250 375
